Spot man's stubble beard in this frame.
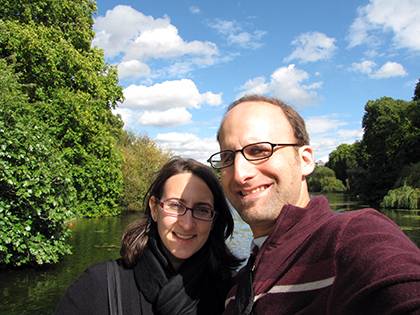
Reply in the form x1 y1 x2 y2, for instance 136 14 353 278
236 184 289 228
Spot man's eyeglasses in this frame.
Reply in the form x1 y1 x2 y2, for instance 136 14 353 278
207 141 300 169
158 198 216 221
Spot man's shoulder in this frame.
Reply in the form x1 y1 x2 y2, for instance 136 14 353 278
329 207 396 230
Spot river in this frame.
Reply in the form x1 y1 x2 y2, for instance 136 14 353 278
1 193 419 314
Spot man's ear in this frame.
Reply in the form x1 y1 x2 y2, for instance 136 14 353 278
299 145 315 176
149 196 158 222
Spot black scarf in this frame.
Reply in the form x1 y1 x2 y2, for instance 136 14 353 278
133 234 211 315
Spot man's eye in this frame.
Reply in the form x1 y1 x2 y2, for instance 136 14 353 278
247 145 269 157
220 152 233 163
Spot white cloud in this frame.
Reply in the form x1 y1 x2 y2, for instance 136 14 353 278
93 5 168 58
189 6 201 14
154 132 219 163
370 61 407 78
347 0 420 51
238 64 322 107
351 60 376 74
239 77 270 95
165 62 194 77
351 60 407 78
201 92 222 106
208 19 266 49
117 60 151 79
139 108 192 126
112 107 137 128
336 129 364 139
122 79 221 109
284 32 337 63
124 24 218 61
306 116 347 134
270 65 321 106
117 79 222 130
93 5 219 77
305 115 363 162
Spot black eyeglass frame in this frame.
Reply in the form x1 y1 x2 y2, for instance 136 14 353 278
158 198 216 221
207 141 300 169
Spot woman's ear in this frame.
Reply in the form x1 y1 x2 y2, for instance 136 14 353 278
299 145 315 176
149 196 158 222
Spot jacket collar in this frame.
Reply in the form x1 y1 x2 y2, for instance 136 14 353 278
252 196 334 294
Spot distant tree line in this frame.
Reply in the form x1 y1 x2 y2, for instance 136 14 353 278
316 79 420 210
0 0 169 267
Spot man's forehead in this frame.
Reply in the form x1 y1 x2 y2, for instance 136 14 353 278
225 101 287 121
218 101 291 141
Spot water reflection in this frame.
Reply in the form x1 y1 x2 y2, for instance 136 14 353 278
0 193 419 315
322 193 420 247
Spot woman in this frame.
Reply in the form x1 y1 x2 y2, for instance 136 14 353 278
55 157 242 315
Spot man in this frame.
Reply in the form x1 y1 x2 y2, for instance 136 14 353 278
207 95 420 314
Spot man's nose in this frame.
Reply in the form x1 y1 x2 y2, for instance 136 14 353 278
232 152 257 184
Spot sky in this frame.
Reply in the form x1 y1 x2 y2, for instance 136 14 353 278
93 0 420 163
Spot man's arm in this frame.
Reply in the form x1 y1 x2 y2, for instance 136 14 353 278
332 209 420 314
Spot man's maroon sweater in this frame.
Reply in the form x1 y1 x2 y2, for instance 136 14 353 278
224 196 420 314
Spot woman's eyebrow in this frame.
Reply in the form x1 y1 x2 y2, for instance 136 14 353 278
194 201 214 207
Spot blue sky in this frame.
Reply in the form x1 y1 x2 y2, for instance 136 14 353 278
93 0 420 162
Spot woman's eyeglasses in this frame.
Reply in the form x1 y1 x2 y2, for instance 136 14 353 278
158 199 216 221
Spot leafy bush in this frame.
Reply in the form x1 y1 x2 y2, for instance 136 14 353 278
381 185 420 210
0 60 76 266
0 1 124 218
308 166 346 193
118 132 171 211
394 162 420 188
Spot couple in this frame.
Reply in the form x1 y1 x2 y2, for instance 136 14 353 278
56 95 420 315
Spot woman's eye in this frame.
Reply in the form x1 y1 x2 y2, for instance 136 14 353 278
168 201 184 211
195 207 211 214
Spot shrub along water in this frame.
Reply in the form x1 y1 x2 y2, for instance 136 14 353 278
0 0 125 266
118 132 171 211
0 60 76 266
0 0 124 219
308 166 346 193
381 185 420 210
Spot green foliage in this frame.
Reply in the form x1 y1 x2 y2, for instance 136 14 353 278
326 143 358 185
118 132 171 211
414 79 420 101
308 166 346 193
359 97 420 203
395 162 420 188
0 0 96 50
0 0 124 218
328 87 420 205
381 185 420 210
0 60 76 266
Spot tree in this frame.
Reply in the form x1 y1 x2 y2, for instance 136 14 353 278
414 79 420 101
395 162 420 189
0 0 124 217
118 132 171 211
0 60 76 266
360 97 418 204
326 143 358 185
307 166 346 193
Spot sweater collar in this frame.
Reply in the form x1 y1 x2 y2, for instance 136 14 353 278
251 195 334 294
272 195 332 236
255 195 333 263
